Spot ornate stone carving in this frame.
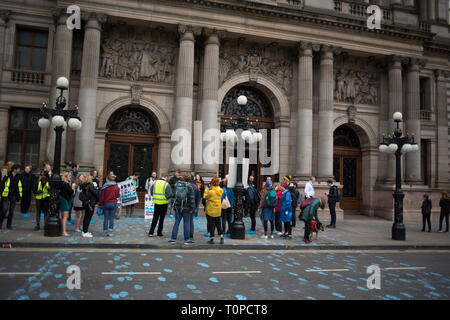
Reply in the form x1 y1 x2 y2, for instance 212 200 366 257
99 26 177 83
347 105 357 123
219 41 293 94
334 67 380 105
131 84 143 104
0 10 11 26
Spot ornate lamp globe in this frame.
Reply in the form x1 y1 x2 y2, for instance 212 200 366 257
237 95 247 106
393 112 403 122
38 117 51 129
56 76 69 89
51 115 65 127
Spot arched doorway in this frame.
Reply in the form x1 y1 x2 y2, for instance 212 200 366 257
219 85 275 189
104 106 159 208
333 125 362 211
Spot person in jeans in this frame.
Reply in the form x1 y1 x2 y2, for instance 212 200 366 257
169 174 196 245
259 180 277 239
80 175 99 238
20 165 35 217
34 171 50 231
98 173 121 237
221 181 234 236
0 164 22 230
204 177 224 244
438 192 449 233
149 171 173 237
168 169 181 219
421 194 432 232
189 176 201 241
245 177 260 234
325 179 339 228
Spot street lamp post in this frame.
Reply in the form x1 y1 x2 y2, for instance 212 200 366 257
38 77 82 237
220 95 263 240
379 112 419 241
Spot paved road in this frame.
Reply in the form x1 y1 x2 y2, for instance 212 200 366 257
1 248 449 300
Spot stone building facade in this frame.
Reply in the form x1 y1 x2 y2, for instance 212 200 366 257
0 0 449 221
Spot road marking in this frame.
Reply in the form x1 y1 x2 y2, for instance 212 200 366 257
212 271 262 274
305 269 350 272
1 248 450 254
101 272 161 275
384 267 426 270
0 272 40 275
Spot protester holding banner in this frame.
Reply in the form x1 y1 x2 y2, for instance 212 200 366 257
148 171 173 237
99 173 120 237
125 173 140 217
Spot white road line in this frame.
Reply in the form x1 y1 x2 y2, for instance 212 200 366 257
305 269 350 272
384 267 426 270
212 271 262 274
101 272 161 275
0 272 40 275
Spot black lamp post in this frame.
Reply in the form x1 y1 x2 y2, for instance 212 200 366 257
220 95 263 240
379 112 418 241
38 77 82 237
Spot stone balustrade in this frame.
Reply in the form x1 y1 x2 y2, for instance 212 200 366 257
10 69 45 85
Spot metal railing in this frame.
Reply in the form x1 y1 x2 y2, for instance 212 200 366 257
420 110 433 121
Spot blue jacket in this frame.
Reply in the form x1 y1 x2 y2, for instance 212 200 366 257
221 188 234 208
280 190 292 222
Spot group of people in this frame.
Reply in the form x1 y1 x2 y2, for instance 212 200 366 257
1 160 449 243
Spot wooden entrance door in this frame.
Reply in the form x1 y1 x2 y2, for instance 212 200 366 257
333 125 362 211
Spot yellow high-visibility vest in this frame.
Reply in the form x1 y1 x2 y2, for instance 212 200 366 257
36 181 50 200
2 177 22 198
153 180 169 205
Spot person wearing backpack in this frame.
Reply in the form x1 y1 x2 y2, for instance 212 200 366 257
245 178 260 234
221 181 234 236
149 171 173 237
325 179 340 229
258 180 278 239
80 175 99 238
189 176 201 241
169 173 196 245
204 177 224 244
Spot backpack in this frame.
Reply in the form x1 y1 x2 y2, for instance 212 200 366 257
174 181 189 211
334 186 341 202
265 189 278 208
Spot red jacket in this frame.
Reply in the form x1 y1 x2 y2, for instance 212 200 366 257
275 190 282 212
98 184 120 206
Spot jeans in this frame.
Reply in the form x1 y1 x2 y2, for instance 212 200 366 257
21 190 32 214
149 203 168 236
263 220 274 235
221 208 232 234
329 202 336 226
422 214 431 231
190 206 198 239
171 210 191 241
103 202 117 232
0 196 18 228
439 212 449 232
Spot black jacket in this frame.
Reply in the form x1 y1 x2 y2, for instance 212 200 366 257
20 172 36 192
169 176 181 189
327 185 339 204
81 183 99 207
439 198 450 215
421 199 432 215
60 182 73 201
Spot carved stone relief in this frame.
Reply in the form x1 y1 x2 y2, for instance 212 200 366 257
219 41 294 94
334 56 380 106
99 25 177 84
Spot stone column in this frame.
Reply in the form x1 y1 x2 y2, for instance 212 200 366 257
197 28 221 177
46 9 73 167
295 42 314 181
428 0 436 21
403 0 414 7
172 25 199 172
405 59 422 184
386 55 403 183
75 12 106 170
0 10 10 84
317 45 337 181
434 70 449 188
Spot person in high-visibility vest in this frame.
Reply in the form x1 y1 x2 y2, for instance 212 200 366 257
33 171 50 231
0 164 23 230
148 171 173 237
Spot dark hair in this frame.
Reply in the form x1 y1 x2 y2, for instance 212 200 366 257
11 164 21 171
423 194 429 200
40 170 49 179
133 172 140 176
327 179 333 184
71 163 78 169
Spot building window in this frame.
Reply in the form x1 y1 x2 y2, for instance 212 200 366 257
6 108 41 168
15 28 48 72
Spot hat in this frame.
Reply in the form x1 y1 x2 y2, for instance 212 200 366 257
283 175 292 182
265 179 273 187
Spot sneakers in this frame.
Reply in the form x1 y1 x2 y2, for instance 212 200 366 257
208 238 214 244
168 239 177 244
75 229 82 233
82 232 93 238
270 233 274 239
148 234 153 237
184 240 194 245
261 234 268 239
34 225 40 231
327 224 336 229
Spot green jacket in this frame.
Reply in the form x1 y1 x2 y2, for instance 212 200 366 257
300 198 321 223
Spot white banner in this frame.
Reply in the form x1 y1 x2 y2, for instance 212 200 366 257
118 180 139 207
145 194 154 219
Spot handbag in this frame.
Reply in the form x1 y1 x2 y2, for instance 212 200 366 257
96 207 103 216
221 194 231 209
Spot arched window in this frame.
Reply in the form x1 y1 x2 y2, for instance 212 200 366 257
107 107 158 135
221 86 273 119
333 125 361 148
